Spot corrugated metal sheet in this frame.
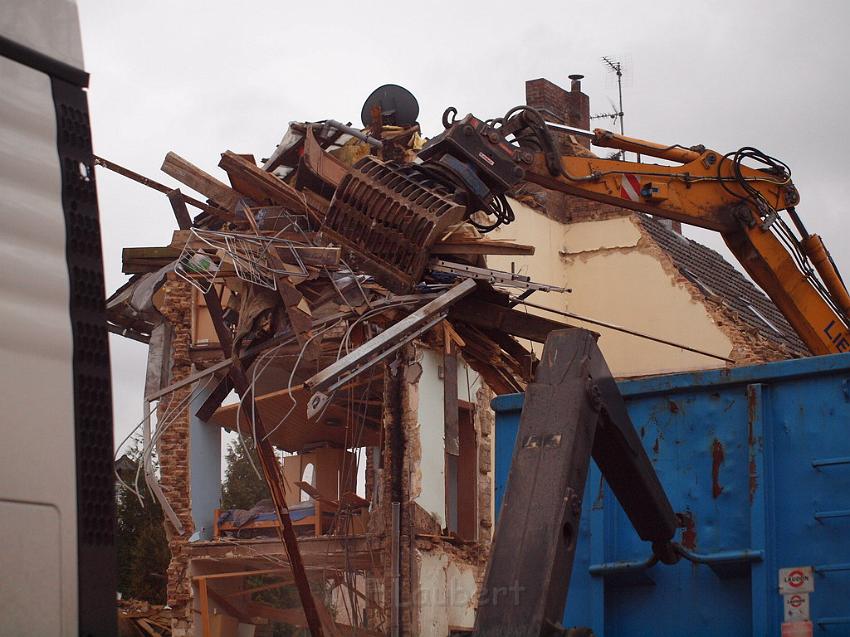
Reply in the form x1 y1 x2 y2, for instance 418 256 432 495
493 352 850 636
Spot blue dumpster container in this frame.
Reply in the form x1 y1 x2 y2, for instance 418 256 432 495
492 353 850 636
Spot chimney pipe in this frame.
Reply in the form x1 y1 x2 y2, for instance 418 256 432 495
568 74 584 92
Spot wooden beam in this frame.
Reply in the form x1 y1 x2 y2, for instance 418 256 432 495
123 246 181 261
161 151 241 211
206 587 253 623
167 188 193 230
198 578 212 637
449 297 572 343
194 373 233 421
431 239 535 256
93 155 231 218
218 151 325 224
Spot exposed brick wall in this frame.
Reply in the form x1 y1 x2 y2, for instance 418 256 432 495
155 278 195 637
526 77 590 150
475 385 494 543
519 76 637 224
513 184 631 225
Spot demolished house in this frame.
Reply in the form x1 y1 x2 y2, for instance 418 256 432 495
105 78 806 637
491 78 808 376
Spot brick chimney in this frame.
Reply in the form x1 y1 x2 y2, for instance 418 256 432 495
525 75 590 149
518 75 636 224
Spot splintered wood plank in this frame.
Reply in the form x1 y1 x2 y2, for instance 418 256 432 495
431 239 536 256
451 323 525 395
449 298 572 343
161 151 241 210
123 246 181 260
482 327 537 381
218 151 326 223
444 339 459 456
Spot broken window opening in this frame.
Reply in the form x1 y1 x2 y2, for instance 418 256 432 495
300 462 315 502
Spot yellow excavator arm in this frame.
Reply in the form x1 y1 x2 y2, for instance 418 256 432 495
520 126 850 355
323 106 850 356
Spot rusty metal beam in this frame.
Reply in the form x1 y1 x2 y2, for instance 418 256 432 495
93 155 232 219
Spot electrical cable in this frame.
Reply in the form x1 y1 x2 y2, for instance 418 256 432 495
115 375 214 505
513 299 735 362
711 146 849 326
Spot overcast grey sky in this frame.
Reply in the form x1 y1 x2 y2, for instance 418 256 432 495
76 0 850 445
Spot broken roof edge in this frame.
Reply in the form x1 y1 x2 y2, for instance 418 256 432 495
637 213 810 358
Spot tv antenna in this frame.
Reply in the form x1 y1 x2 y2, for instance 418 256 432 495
591 97 623 127
597 56 628 160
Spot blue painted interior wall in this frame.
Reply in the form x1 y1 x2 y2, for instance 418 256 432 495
190 383 221 541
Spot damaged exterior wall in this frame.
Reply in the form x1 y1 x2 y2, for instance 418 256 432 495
489 207 735 374
489 205 788 376
415 551 478 635
368 342 492 635
412 348 481 525
410 345 490 635
496 74 804 376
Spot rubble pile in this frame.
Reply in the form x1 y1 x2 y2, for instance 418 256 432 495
105 91 575 636
117 599 172 636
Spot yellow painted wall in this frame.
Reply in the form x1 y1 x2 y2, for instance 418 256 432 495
488 202 733 377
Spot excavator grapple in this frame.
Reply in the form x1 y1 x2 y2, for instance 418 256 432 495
321 155 467 292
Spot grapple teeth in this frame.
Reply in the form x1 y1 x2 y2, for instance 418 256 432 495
321 156 466 293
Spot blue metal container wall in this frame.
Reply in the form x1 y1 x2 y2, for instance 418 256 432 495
492 353 850 636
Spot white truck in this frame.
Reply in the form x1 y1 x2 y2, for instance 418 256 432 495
0 2 116 635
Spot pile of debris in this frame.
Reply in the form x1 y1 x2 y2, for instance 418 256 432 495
105 87 577 635
117 599 172 636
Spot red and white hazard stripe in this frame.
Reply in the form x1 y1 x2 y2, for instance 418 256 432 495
620 174 641 202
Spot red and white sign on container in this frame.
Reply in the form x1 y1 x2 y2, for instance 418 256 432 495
783 593 810 622
779 566 814 637
779 566 814 594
